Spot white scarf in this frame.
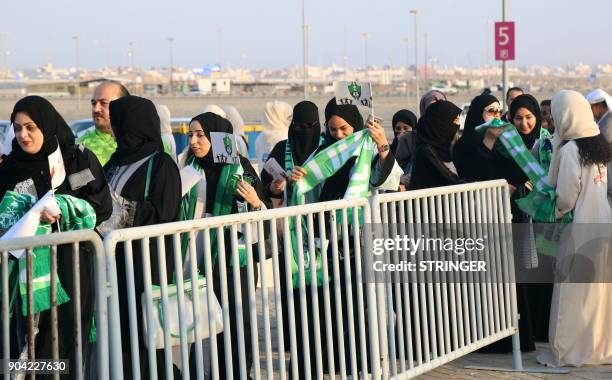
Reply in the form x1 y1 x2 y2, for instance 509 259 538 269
548 90 601 187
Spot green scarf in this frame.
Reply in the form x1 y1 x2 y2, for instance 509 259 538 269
0 191 97 316
288 130 375 287
475 120 572 256
179 157 248 269
537 127 553 172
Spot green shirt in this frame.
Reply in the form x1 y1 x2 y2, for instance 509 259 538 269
77 128 117 166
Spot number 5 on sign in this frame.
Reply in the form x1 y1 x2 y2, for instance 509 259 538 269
495 21 515 61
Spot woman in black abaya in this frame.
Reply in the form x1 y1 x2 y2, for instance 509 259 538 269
103 95 182 378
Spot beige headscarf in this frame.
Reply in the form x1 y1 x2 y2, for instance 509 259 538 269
201 104 226 118
255 100 292 167
222 105 245 137
548 90 600 186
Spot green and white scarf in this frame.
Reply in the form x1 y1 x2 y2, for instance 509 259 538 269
0 191 97 316
288 130 376 287
179 157 248 268
475 119 572 223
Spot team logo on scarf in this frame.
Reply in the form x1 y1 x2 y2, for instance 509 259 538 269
348 81 362 100
223 134 233 155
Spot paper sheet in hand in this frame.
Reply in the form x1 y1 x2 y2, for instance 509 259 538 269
1 191 61 258
211 132 240 164
180 165 203 197
1 125 14 155
48 144 66 189
334 81 373 108
263 157 285 180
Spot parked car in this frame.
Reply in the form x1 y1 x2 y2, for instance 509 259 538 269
0 120 12 154
70 119 95 139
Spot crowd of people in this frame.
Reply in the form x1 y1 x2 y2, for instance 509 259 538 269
1 79 612 378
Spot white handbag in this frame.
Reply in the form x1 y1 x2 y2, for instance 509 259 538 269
141 276 224 349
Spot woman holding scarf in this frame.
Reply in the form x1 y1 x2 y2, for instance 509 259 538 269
453 94 537 353
509 94 553 172
179 112 270 379
260 100 325 379
101 95 181 378
289 98 402 378
408 100 463 190
509 93 556 342
0 96 111 377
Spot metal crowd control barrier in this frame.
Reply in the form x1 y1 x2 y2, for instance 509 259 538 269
103 198 383 380
371 179 521 379
0 230 108 380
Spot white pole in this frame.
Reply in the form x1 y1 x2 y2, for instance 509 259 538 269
404 37 409 96
502 0 509 111
363 33 369 83
424 33 429 88
168 37 174 94
410 10 419 114
302 0 308 99
73 36 80 111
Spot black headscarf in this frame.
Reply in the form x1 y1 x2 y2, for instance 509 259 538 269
0 96 75 186
461 94 500 143
189 112 235 213
416 100 462 162
390 109 417 153
317 98 365 202
509 94 542 149
323 97 364 144
288 100 320 166
106 96 163 166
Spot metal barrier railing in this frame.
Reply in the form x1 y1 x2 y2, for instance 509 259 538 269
0 230 108 380
370 179 521 379
0 180 522 379
103 198 381 380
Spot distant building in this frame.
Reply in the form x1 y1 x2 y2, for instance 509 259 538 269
195 78 231 94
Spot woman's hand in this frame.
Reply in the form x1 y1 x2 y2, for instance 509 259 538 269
290 166 307 183
367 117 388 148
269 178 287 195
236 180 262 210
40 210 61 224
367 117 390 161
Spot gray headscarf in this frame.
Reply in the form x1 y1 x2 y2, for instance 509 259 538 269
419 90 448 116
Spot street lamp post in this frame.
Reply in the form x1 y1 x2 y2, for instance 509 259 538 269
128 42 134 69
302 0 309 99
410 10 419 114
404 37 409 96
424 33 429 88
168 37 174 95
128 42 135 93
73 36 80 111
3 51 9 82
363 33 369 82
502 0 509 111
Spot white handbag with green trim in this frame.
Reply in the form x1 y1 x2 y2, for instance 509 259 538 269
141 276 223 349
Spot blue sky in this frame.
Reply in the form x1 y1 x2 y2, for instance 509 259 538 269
1 0 610 69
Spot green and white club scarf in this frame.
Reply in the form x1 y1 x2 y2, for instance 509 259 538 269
0 191 96 316
288 129 376 287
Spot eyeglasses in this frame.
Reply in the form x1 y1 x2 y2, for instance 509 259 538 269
484 107 503 116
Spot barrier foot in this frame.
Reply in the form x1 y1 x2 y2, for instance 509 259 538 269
464 365 570 374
